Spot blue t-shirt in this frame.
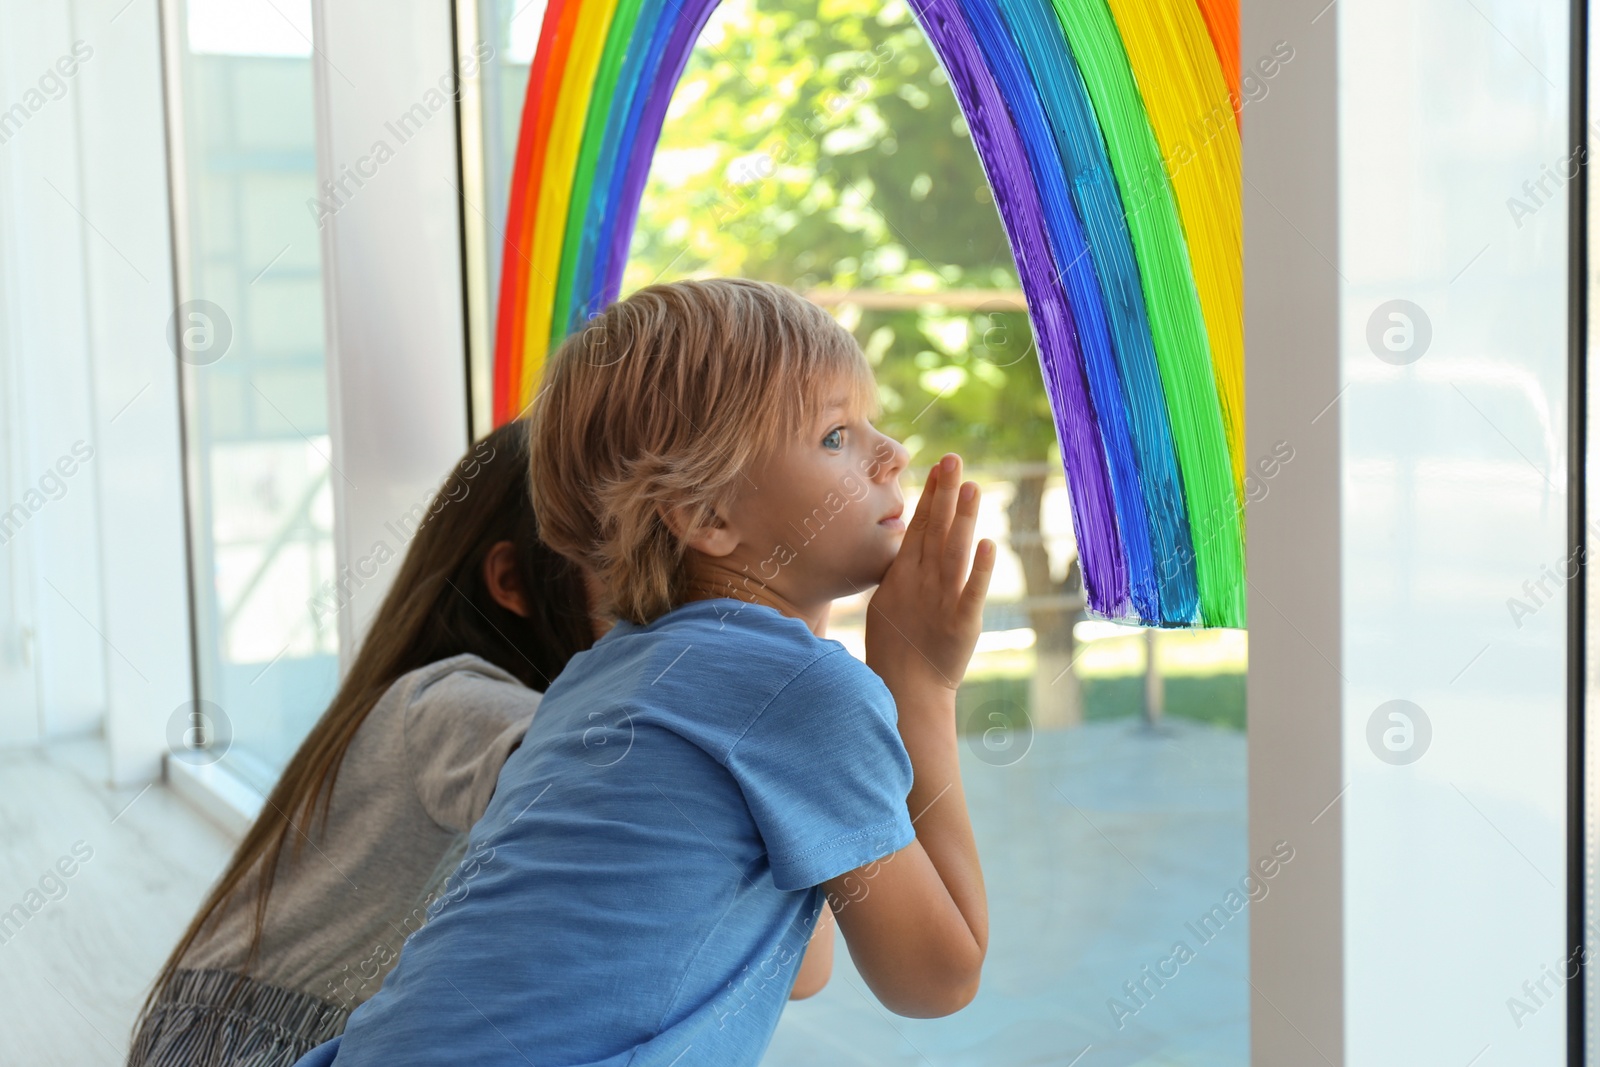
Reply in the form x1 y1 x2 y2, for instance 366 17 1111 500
308 597 916 1067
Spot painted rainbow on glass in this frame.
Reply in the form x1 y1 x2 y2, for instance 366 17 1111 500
492 0 1245 629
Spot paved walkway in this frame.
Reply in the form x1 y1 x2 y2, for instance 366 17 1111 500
766 718 1249 1067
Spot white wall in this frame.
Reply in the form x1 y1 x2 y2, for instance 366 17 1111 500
75 0 194 786
0 1 112 743
0 181 37 745
0 0 193 784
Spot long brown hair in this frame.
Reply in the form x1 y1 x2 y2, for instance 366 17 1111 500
137 418 595 1026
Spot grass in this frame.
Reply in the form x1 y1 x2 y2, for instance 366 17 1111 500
955 669 1247 735
829 619 1247 733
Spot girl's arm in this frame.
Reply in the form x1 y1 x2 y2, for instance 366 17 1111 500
788 900 835 999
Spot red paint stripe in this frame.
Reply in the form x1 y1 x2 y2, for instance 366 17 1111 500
493 0 577 424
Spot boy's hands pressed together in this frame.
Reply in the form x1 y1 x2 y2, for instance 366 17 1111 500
866 453 995 693
822 452 994 1018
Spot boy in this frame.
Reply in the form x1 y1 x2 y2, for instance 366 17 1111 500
298 278 994 1065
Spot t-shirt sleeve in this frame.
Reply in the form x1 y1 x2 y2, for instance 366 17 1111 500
725 648 916 892
403 666 540 833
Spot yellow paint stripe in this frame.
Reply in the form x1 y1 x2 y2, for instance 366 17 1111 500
1104 0 1243 501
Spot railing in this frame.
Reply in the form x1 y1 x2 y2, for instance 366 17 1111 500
220 467 330 652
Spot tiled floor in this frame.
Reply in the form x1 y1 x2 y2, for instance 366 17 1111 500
0 719 1248 1066
0 740 234 1067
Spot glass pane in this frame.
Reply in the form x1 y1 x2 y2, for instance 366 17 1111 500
1339 0 1570 1060
171 0 338 791
477 0 545 325
472 1 1248 1061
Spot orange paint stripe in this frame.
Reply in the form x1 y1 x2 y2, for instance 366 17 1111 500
493 1 567 424
1194 0 1240 128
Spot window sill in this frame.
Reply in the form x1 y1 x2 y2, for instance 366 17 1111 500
165 751 268 841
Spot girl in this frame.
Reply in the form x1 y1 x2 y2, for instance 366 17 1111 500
128 419 607 1067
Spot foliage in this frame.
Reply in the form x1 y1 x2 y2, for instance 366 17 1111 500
625 0 1060 471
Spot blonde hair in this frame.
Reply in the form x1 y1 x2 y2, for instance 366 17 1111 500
529 278 878 625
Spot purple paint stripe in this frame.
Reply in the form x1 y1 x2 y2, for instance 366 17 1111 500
582 0 675 321
908 0 1126 616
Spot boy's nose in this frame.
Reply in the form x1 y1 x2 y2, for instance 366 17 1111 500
875 435 910 481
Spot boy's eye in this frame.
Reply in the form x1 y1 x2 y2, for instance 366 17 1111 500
822 427 844 451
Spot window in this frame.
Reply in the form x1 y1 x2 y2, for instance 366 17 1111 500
470 0 1249 1059
166 0 337 790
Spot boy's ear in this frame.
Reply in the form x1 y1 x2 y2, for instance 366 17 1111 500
658 500 739 557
